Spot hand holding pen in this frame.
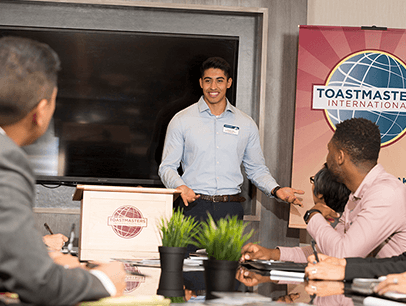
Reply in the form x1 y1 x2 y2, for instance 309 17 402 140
305 253 347 280
43 223 69 251
44 222 53 235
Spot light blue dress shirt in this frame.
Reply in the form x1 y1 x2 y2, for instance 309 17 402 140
158 96 278 197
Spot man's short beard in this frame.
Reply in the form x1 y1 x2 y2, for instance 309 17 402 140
325 163 343 183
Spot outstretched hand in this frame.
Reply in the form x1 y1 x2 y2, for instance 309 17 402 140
275 187 305 207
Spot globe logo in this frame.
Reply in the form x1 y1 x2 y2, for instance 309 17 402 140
324 51 406 146
124 263 144 293
107 205 147 239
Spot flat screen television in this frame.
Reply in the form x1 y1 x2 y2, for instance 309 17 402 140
0 26 239 187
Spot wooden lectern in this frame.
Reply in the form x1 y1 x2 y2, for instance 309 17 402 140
73 185 180 261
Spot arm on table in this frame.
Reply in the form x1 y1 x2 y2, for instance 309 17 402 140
241 243 280 262
307 188 405 259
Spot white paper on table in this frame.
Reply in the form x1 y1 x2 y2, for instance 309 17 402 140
363 296 406 306
269 269 305 281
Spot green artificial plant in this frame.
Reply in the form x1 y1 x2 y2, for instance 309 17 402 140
158 209 199 247
193 214 254 262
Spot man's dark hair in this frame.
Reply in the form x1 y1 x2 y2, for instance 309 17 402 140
332 118 381 165
200 57 232 79
0 36 61 125
313 164 350 213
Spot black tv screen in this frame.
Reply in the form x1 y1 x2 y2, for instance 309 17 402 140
0 26 239 186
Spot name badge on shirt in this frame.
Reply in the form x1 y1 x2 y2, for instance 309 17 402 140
223 124 239 135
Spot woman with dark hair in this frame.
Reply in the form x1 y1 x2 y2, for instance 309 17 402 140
311 163 350 214
241 164 350 263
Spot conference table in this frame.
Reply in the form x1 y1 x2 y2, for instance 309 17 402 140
129 259 405 305
1 260 404 305
178 267 404 305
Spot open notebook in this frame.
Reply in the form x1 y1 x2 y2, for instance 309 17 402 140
241 260 306 272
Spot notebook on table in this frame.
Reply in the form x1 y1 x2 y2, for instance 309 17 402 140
241 260 307 272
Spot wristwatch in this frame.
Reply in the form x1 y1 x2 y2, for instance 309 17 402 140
303 209 322 224
271 186 281 199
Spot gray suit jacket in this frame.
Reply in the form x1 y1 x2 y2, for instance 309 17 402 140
0 134 109 305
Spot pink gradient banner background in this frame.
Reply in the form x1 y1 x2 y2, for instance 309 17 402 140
290 25 406 228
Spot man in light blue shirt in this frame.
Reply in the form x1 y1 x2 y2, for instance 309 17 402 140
159 57 303 223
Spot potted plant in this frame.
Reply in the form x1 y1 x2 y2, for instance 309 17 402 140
193 214 254 300
158 209 199 248
156 209 199 297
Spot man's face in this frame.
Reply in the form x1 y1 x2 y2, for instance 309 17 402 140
199 68 232 106
326 139 343 183
42 87 57 132
34 87 57 142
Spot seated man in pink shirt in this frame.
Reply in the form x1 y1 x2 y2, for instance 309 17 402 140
242 118 406 263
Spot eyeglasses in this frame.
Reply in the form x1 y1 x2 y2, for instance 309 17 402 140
310 176 315 184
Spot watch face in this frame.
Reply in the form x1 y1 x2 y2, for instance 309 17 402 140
303 209 321 224
304 210 316 223
303 211 310 222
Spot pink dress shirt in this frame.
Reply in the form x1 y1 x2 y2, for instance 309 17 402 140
279 164 406 263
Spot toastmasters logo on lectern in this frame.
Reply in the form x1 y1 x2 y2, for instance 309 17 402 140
313 50 406 147
107 205 147 239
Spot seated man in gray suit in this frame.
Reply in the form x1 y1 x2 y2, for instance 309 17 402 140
0 36 126 305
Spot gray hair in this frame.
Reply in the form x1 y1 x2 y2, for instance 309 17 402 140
0 36 60 125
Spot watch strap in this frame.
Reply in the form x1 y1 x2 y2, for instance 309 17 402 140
304 209 322 224
271 186 281 199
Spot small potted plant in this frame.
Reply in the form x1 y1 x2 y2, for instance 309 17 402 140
193 214 254 300
156 209 199 297
157 209 199 266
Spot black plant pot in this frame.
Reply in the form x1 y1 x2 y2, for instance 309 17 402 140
157 270 184 297
203 258 239 300
157 246 186 297
158 246 187 271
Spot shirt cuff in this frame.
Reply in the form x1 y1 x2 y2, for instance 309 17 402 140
266 184 281 199
90 269 117 297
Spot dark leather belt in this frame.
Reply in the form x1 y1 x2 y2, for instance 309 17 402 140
198 194 246 203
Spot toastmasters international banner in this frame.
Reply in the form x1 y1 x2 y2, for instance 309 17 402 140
290 25 406 228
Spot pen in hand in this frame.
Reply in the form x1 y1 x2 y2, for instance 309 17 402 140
44 223 54 235
311 240 319 263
